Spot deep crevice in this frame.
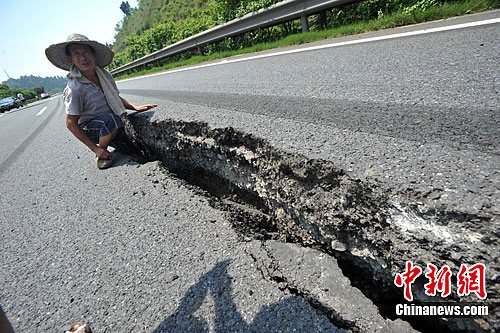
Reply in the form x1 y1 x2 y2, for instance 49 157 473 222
122 114 497 333
246 247 355 332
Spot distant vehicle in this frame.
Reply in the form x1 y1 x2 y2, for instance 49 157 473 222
16 93 25 107
0 96 23 112
40 92 50 99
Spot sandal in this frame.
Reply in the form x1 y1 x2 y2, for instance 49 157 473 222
96 157 113 170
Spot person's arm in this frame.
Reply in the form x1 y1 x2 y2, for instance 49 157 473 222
121 97 157 112
66 115 110 159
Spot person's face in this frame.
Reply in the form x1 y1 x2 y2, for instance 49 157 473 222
67 44 96 73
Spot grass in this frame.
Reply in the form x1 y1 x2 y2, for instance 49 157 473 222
115 0 499 80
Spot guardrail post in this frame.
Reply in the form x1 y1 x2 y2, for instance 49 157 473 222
197 45 204 56
318 10 327 29
301 15 309 32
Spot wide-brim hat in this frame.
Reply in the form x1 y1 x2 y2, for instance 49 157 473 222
45 33 114 71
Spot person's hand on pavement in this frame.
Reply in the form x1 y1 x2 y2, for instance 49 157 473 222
134 103 157 112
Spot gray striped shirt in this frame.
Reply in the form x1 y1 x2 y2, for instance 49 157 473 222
63 73 117 125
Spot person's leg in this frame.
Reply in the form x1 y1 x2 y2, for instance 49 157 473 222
96 114 124 169
109 128 153 163
80 113 124 169
95 130 118 170
98 114 123 150
98 130 118 151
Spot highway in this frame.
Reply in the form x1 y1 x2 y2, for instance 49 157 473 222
1 10 499 333
0 101 58 176
117 11 500 217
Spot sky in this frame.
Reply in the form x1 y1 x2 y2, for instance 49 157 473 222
0 0 138 82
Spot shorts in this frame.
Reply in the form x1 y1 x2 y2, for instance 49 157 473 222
79 113 124 144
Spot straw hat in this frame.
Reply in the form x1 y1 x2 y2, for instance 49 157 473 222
45 33 114 71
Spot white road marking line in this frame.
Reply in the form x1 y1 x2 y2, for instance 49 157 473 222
119 17 500 82
36 107 48 116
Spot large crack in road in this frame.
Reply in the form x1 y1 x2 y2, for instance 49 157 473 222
121 113 498 332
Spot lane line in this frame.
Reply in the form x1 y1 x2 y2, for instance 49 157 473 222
0 104 58 176
36 107 48 116
119 17 500 82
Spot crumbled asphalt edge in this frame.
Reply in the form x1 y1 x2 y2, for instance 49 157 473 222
245 241 356 332
122 114 498 333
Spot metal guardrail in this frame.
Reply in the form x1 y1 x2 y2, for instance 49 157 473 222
110 0 357 75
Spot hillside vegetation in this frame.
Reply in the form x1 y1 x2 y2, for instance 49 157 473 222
2 75 66 94
111 0 499 71
0 84 44 101
111 0 285 69
0 75 67 100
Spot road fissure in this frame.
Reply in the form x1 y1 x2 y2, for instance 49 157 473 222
122 113 496 332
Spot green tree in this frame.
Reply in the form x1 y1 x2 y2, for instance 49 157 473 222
120 1 132 16
0 83 44 100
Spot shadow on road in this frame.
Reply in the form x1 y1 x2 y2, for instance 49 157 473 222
153 260 340 333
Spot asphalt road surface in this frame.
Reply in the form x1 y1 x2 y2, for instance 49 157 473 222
1 10 499 333
1 98 351 332
117 11 500 217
